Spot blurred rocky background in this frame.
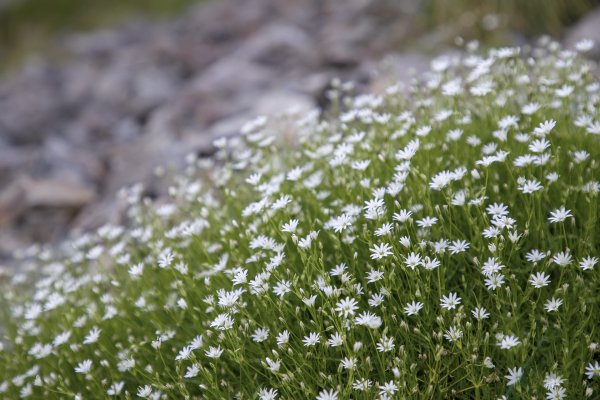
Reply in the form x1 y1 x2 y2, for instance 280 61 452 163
1 0 600 266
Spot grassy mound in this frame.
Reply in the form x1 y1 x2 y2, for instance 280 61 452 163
1 38 600 399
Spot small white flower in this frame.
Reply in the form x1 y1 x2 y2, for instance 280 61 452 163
586 361 600 379
355 311 382 329
276 330 289 347
302 332 320 347
472 307 490 320
251 328 269 343
529 272 550 288
505 367 523 386
552 251 572 267
370 243 393 260
137 385 153 398
258 388 278 400
580 256 598 271
499 335 521 349
83 327 101 345
444 326 463 342
518 179 543 194
74 359 92 374
404 301 424 316
327 332 343 347
533 120 556 136
392 209 413 222
440 292 461 310
376 336 395 352
548 207 572 223
544 297 563 312
335 297 359 318
526 249 546 263
205 345 224 359
316 389 338 400
416 216 438 228
184 364 200 378
575 38 595 52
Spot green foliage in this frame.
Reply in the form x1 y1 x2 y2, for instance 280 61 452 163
1 39 600 399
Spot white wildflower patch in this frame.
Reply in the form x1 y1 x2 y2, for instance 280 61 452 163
0 40 599 400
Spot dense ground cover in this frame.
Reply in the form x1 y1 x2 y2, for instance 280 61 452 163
1 39 600 399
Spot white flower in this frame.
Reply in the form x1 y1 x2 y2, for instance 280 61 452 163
526 249 546 263
376 336 395 352
107 381 125 396
546 386 566 400
137 385 153 398
518 179 543 194
53 330 71 347
117 357 135 372
472 307 490 320
366 269 384 283
374 223 393 236
258 388 278 400
533 120 556 136
416 216 438 228
404 301 424 316
544 297 563 312
184 364 200 378
529 138 551 153
352 378 372 391
205 345 224 359
575 38 595 52
370 243 393 260
281 219 299 233
484 273 505 290
444 326 463 342
548 207 572 223
404 252 422 270
327 332 343 347
276 330 289 347
552 251 572 267
580 256 598 271
543 372 565 390
302 332 320 347
157 249 174 268
378 380 399 397
273 281 291 298
505 367 523 386
83 327 101 345
587 121 600 135
573 150 590 163
556 85 574 98
265 357 280 373
316 389 338 400
440 292 461 310
74 359 92 374
529 272 550 288
522 102 541 115
251 328 269 343
335 297 359 318
448 240 469 254
392 209 413 222
499 335 521 349
128 263 144 277
585 361 600 379
175 346 194 361
355 311 382 329
340 357 356 370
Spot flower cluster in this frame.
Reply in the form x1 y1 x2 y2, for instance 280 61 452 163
1 38 599 399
